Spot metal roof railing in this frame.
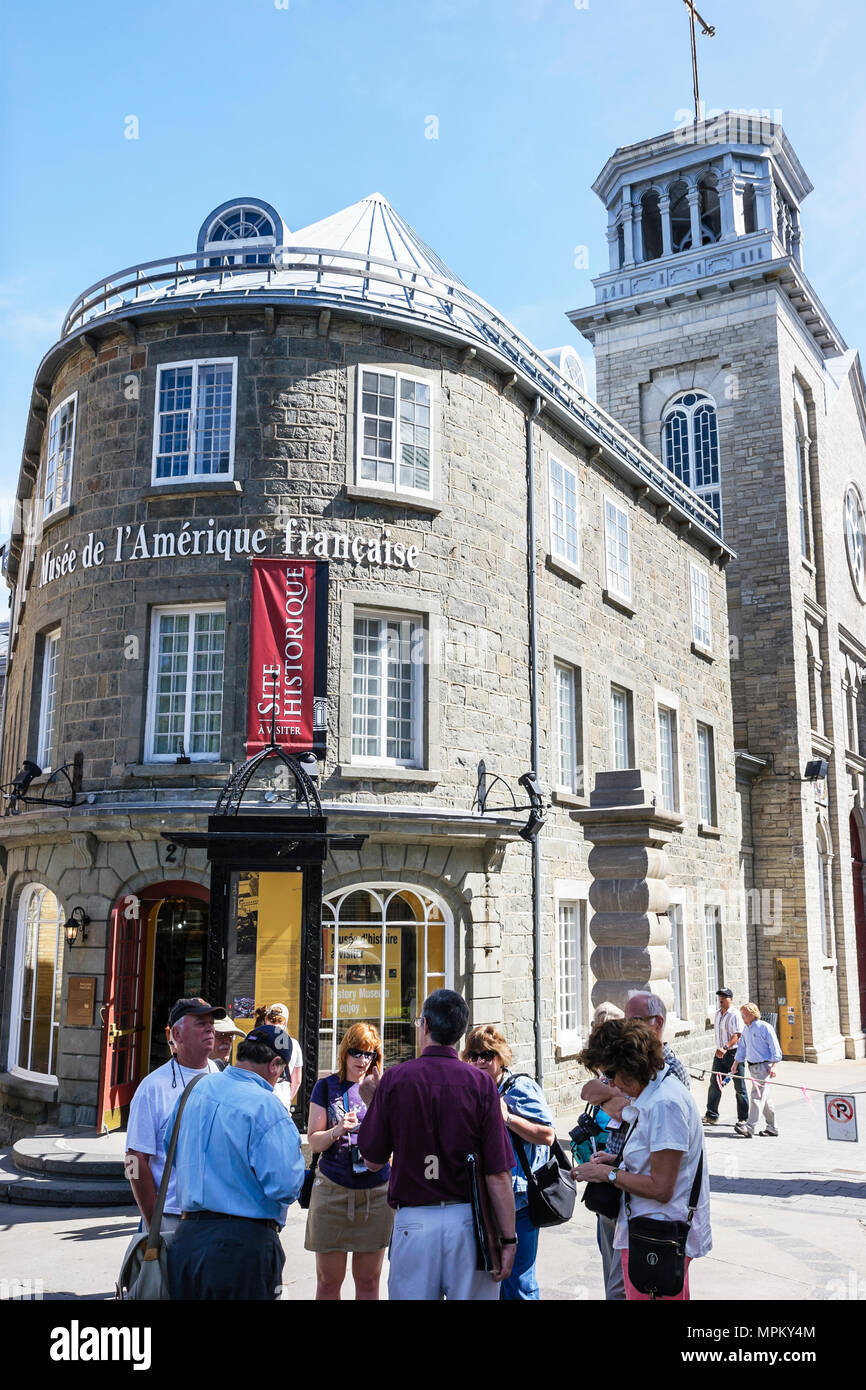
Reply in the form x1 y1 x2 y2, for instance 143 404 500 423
60 245 724 539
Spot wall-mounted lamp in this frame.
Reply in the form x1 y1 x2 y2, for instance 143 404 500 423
803 759 829 782
11 761 42 796
64 906 91 948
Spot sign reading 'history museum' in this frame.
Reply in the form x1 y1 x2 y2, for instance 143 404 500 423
37 517 420 589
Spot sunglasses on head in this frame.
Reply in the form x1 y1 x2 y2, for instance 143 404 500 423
467 1049 498 1063
347 1048 376 1061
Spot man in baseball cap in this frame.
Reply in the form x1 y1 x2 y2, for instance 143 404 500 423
125 997 223 1231
704 987 748 1127
168 997 226 1026
166 1018 304 1299
210 1015 246 1071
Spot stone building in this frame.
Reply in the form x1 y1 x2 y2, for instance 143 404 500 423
0 192 737 1137
571 111 866 1060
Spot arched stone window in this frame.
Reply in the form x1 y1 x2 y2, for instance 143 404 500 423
661 390 722 522
805 630 819 734
641 191 663 261
698 174 721 244
9 884 63 1076
616 222 625 269
320 885 451 1073
817 824 835 958
669 180 691 253
794 404 811 559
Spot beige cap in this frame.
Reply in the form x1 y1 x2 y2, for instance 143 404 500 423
213 1016 246 1037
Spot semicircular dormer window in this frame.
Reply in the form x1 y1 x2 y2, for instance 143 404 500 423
661 390 722 526
204 205 276 267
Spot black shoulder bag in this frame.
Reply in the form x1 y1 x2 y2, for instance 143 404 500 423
625 1149 704 1299
501 1074 576 1229
580 1115 638 1220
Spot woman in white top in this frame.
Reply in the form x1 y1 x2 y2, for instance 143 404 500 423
572 1019 711 1301
255 1003 303 1111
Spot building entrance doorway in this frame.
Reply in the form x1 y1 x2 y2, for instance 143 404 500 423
97 880 209 1132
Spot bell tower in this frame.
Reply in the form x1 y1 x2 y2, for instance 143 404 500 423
571 113 866 1061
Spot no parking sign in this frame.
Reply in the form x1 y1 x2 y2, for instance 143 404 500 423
825 1094 858 1142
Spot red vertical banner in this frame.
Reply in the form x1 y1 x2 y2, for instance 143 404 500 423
246 559 329 756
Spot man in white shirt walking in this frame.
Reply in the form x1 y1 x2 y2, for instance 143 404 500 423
703 987 749 1126
732 1004 783 1137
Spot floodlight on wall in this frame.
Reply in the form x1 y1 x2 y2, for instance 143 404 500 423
473 765 549 842
803 759 829 782
64 906 90 948
11 761 41 796
2 755 80 816
296 753 320 782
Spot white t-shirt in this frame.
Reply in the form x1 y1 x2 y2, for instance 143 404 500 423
613 1069 712 1259
125 1058 219 1215
272 1038 303 1114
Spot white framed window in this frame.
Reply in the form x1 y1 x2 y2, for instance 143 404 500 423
549 454 580 567
352 614 424 766
37 629 61 772
690 563 712 650
655 691 681 813
8 884 63 1078
320 884 452 1073
204 205 276 266
555 883 590 1049
152 359 237 483
554 661 583 795
704 904 723 1009
696 722 717 825
662 390 722 524
610 684 633 770
145 605 226 761
603 495 632 602
357 369 432 496
44 393 77 518
668 901 688 1020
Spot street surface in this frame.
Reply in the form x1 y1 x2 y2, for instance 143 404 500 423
1 1058 863 1302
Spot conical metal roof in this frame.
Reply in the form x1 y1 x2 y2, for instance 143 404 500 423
293 192 466 287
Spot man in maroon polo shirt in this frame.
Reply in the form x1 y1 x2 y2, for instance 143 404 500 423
357 988 516 1300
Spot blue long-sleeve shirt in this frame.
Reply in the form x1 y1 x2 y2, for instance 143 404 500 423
735 1019 783 1066
165 1066 305 1225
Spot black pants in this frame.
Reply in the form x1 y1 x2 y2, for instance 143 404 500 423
167 1217 285 1300
705 1049 749 1120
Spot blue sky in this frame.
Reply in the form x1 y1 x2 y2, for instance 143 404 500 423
2 0 865 532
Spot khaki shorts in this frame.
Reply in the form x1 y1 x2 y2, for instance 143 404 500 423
304 1171 394 1254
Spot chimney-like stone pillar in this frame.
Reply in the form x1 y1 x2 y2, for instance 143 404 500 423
571 770 682 1014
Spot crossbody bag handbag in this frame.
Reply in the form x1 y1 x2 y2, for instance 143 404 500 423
501 1073 576 1229
625 1149 704 1299
116 1071 206 1300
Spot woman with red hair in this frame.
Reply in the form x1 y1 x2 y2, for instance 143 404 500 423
304 1022 393 1300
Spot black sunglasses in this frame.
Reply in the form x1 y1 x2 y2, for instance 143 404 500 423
467 1049 498 1063
347 1048 376 1061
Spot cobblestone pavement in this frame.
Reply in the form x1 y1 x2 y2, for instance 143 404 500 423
0 1058 863 1302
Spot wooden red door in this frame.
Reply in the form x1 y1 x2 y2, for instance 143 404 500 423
97 894 146 1133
